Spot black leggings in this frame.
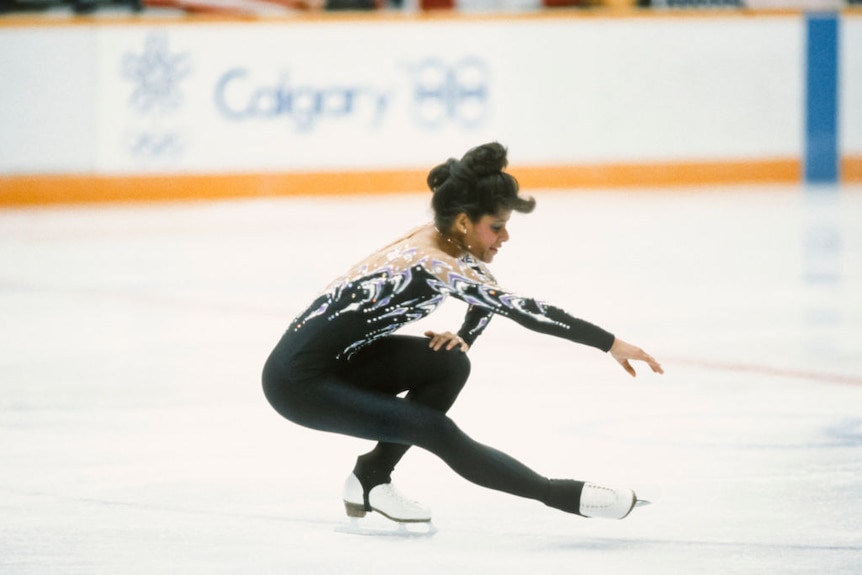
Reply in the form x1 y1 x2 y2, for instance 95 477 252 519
262 334 583 514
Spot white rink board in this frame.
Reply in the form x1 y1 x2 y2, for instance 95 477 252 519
0 15 815 174
842 16 862 155
0 27 98 173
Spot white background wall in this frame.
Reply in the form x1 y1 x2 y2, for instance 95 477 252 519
0 13 858 176
842 16 862 156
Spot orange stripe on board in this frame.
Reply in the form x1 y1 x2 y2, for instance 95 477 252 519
0 171 425 207
0 158 801 207
517 158 800 189
842 155 862 183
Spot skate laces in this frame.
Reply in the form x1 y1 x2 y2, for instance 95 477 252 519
584 484 618 508
579 482 637 520
376 483 423 510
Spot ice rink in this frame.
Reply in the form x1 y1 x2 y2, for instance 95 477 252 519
1 185 861 574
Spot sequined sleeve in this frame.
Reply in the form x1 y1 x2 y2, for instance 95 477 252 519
288 230 614 361
457 305 493 347
442 258 615 352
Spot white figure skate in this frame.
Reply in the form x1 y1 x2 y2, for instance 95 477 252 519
336 473 437 537
579 482 645 519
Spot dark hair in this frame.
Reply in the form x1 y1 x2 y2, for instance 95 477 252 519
427 142 536 232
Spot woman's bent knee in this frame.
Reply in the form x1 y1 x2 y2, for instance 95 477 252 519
262 354 306 423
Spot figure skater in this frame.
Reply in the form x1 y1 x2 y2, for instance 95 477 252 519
262 142 663 525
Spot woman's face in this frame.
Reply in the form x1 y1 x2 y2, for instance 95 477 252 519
464 210 512 263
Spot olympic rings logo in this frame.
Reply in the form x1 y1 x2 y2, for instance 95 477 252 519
410 58 489 129
127 131 183 159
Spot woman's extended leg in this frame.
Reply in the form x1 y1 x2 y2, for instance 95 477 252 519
262 336 584 514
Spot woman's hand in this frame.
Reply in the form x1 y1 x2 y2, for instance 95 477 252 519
424 330 469 352
609 338 664 377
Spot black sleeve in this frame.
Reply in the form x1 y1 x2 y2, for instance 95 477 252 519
448 280 615 352
457 305 494 347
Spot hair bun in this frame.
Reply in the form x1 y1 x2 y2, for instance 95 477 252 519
427 143 509 193
427 158 458 192
427 141 533 232
461 142 508 178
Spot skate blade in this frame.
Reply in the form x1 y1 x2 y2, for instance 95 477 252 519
335 516 438 538
632 484 664 508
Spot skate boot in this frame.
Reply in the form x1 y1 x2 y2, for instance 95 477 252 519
342 473 432 523
579 482 638 519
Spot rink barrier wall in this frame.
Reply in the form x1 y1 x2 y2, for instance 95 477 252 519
0 159 806 206
1 10 860 206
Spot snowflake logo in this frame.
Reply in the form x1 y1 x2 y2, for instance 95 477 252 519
122 34 191 115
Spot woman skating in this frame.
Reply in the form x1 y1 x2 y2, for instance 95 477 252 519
262 142 663 525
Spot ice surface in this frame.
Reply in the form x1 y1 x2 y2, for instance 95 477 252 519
1 186 860 574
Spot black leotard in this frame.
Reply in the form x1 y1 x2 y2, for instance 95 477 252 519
285 228 614 368
262 226 615 515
